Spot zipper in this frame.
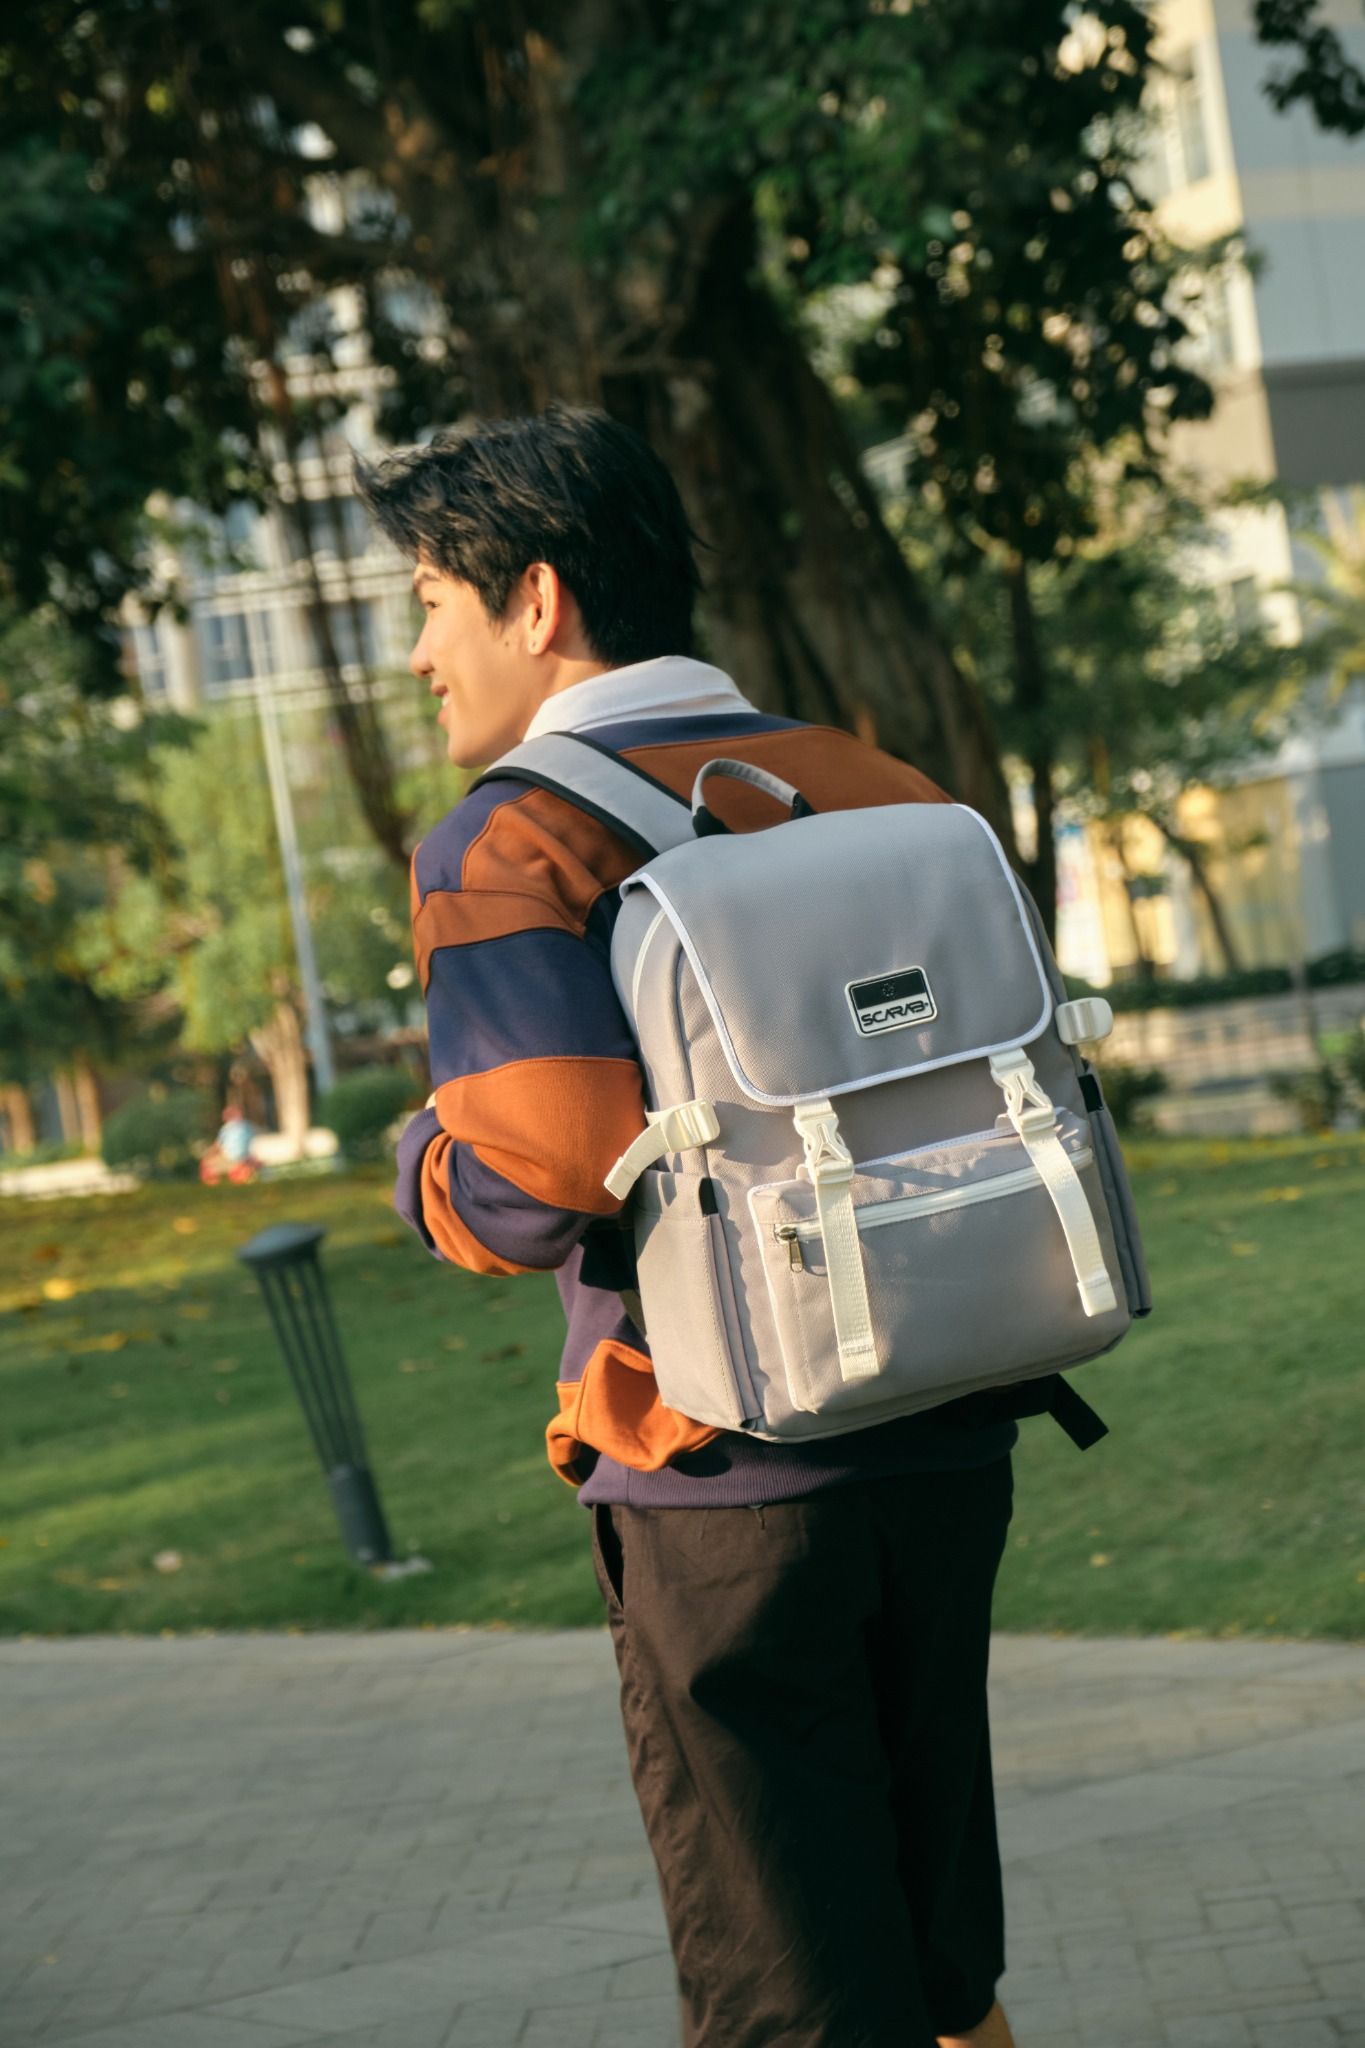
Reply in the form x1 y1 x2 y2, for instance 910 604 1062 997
774 1148 1093 1262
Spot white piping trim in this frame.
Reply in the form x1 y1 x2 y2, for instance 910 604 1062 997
629 906 669 1022
622 805 1053 1107
777 1149 1095 1240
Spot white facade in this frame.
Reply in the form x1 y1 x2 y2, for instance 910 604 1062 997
1110 0 1365 978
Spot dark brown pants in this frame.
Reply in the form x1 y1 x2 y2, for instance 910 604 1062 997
591 1456 1014 2048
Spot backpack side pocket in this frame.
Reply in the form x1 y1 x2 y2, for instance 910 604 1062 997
633 1172 757 1431
1083 1089 1153 1316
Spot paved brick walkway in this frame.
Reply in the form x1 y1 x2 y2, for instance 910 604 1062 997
2 1630 1362 2047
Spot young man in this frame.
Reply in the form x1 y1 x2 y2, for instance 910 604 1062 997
360 406 1020 2048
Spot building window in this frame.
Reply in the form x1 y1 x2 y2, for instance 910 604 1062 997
221 499 263 555
286 494 374 562
1171 57 1210 186
1228 576 1261 634
1179 266 1237 376
194 609 277 693
310 599 378 671
1138 49 1212 199
122 623 168 700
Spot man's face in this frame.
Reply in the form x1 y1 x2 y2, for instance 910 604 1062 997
409 560 545 770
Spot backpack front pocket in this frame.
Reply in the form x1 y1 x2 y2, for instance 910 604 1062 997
748 1115 1129 1419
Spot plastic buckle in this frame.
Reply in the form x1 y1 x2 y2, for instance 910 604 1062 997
801 1146 854 1188
650 1100 719 1151
794 1104 855 1186
989 1048 1057 1139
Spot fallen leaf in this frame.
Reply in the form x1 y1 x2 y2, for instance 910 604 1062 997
1260 1185 1303 1202
32 1244 62 1263
171 1217 198 1235
152 1550 183 1574
95 1578 127 1592
443 1336 467 1352
1229 1242 1258 1257
79 1332 130 1353
1089 1553 1113 1567
42 1277 79 1301
178 1303 211 1320
214 1388 232 1404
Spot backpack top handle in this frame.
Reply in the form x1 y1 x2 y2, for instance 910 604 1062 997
691 757 818 838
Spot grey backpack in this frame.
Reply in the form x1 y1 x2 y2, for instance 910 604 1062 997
480 735 1151 1450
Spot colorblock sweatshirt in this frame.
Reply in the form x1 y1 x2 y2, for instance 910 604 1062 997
393 656 1017 1506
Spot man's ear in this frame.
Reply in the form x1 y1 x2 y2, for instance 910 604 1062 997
523 561 563 655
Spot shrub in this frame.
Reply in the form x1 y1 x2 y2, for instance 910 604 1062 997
1065 949 1365 1015
318 1066 421 1161
1269 1061 1351 1134
0 1136 86 1167
101 1088 216 1178
1094 1063 1167 1132
1338 1028 1365 1094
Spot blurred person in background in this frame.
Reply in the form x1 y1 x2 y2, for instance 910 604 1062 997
199 1104 257 1186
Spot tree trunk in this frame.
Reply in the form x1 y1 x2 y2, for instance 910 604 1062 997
1109 824 1156 985
52 1069 81 1146
603 203 1015 838
2 1083 36 1155
261 363 414 877
1006 556 1057 941
71 1055 103 1153
1149 812 1243 974
248 999 311 1148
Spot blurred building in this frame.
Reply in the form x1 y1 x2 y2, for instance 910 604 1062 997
1091 0 1365 985
117 384 449 1072
123 402 418 726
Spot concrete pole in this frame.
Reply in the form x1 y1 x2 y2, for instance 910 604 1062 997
248 616 337 1102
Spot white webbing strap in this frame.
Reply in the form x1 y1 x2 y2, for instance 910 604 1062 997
603 1099 720 1200
989 1049 1118 1317
793 1099 880 1381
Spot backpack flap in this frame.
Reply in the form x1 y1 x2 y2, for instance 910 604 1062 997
619 801 1052 1105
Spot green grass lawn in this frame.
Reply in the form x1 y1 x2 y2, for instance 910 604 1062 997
2 1135 1362 1641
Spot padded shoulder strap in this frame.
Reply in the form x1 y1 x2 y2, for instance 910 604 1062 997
470 732 694 862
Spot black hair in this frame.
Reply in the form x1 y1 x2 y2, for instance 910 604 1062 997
353 404 702 664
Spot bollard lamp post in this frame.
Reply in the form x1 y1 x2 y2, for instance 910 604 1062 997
237 1221 395 1567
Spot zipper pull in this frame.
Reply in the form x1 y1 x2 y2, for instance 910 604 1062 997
775 1224 803 1271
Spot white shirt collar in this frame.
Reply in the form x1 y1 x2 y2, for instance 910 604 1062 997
521 655 753 742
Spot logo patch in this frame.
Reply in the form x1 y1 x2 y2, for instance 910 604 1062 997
846 967 937 1037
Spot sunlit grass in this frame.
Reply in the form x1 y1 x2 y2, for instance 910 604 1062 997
2 1135 1362 1640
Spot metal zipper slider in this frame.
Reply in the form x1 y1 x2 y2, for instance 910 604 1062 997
774 1223 803 1271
